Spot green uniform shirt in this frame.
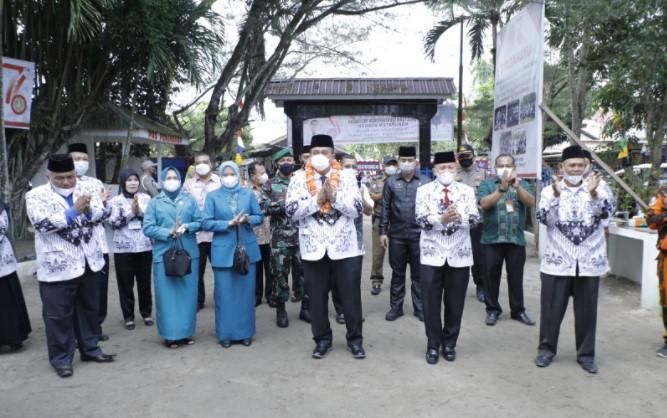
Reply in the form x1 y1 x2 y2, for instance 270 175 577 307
477 178 534 247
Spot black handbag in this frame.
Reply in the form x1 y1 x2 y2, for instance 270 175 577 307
163 236 192 277
233 225 250 276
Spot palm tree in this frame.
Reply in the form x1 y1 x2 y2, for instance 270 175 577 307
100 0 225 167
424 0 527 70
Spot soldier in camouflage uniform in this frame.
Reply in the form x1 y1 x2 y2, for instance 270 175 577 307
455 143 487 303
260 148 310 328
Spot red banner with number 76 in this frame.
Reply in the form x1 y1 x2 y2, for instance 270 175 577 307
2 57 35 130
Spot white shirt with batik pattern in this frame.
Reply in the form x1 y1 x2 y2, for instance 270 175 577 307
537 180 615 277
415 180 480 267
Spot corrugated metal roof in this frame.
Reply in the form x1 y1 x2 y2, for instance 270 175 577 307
265 77 456 98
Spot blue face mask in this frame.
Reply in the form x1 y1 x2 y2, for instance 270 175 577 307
278 164 294 176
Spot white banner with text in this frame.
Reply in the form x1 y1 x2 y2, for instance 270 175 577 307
491 3 544 177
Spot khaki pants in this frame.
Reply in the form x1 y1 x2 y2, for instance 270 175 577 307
370 216 386 284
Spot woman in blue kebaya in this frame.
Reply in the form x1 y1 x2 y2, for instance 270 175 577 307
202 161 262 348
143 167 202 349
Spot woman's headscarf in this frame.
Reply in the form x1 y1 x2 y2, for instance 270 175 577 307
119 168 140 199
219 161 242 194
160 166 182 201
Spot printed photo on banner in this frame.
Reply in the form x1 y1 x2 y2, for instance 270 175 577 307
490 2 544 177
494 106 507 131
520 92 536 123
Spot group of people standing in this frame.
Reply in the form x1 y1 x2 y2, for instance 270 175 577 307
5 134 667 379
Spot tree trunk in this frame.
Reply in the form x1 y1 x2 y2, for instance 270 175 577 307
120 65 142 171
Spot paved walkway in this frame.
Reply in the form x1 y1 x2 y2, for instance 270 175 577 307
1 218 665 417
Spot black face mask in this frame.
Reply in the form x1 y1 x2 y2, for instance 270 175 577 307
278 163 294 176
459 159 474 168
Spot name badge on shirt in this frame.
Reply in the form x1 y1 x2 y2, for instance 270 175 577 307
505 200 515 213
128 220 142 230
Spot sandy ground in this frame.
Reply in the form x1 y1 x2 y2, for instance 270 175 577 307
1 217 666 418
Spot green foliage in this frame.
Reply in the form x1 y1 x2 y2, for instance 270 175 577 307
178 102 253 157
589 0 667 191
424 0 528 65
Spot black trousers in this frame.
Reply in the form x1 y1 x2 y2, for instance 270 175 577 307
198 242 212 304
538 273 599 361
98 253 109 330
39 264 102 369
302 254 362 346
483 243 526 316
331 256 362 315
469 225 484 288
421 262 470 350
114 251 153 322
388 236 423 313
255 244 273 303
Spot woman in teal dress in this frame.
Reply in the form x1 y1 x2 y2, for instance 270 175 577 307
202 161 262 348
143 167 202 349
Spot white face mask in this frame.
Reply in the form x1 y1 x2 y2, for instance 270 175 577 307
258 173 269 184
385 166 397 176
496 167 511 178
563 173 583 185
52 183 75 197
195 163 211 176
400 162 415 174
163 179 180 192
74 161 89 177
311 154 331 171
343 168 358 176
437 171 455 186
222 175 238 188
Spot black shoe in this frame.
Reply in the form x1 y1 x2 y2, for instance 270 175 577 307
197 302 205 312
291 293 302 303
276 304 289 328
535 355 552 368
476 286 485 303
9 343 24 350
371 284 381 295
143 317 154 326
220 340 232 348
442 346 456 362
348 344 366 359
268 299 277 308
56 366 73 378
335 312 345 324
578 358 598 374
485 312 499 326
81 353 115 363
124 320 135 330
312 343 332 359
512 312 536 326
657 344 667 358
426 348 439 365
299 301 311 323
414 311 424 322
242 338 252 347
98 334 109 342
385 307 404 321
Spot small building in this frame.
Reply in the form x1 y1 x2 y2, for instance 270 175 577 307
264 77 456 169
